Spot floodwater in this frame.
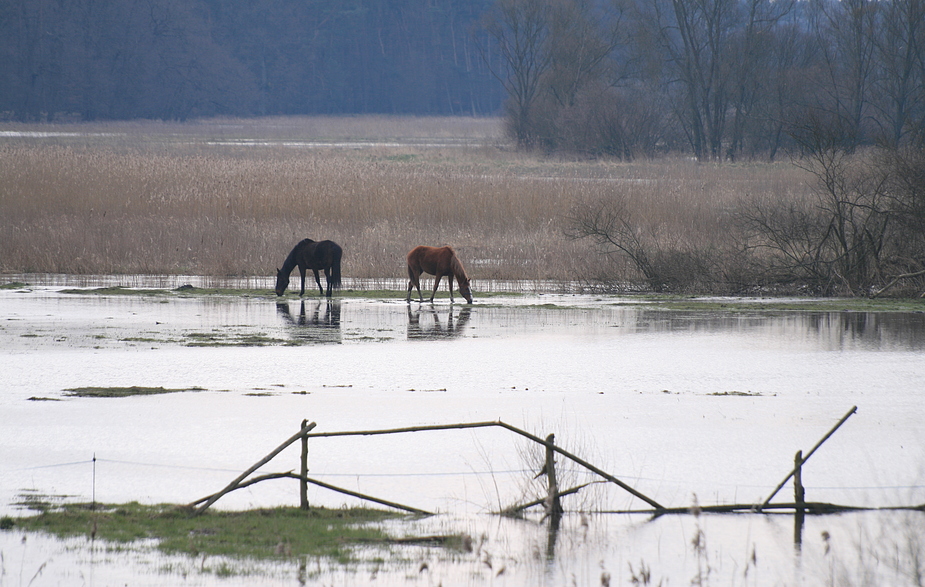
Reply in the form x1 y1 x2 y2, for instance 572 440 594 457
1 277 924 586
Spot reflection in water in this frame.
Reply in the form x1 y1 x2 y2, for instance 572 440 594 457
407 305 472 340
276 299 342 344
627 309 925 351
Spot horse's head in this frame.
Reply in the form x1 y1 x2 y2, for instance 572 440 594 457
459 278 473 304
274 268 289 296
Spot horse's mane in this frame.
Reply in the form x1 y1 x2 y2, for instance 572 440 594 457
281 239 314 272
449 249 468 280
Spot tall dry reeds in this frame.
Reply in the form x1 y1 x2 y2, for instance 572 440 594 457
0 117 813 290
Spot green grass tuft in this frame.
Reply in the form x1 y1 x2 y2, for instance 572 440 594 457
63 386 205 398
12 502 406 563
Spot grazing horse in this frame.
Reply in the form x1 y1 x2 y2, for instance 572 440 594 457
275 239 342 297
406 245 472 304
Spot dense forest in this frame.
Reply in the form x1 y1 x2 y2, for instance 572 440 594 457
486 0 925 159
0 0 504 120
2 0 925 160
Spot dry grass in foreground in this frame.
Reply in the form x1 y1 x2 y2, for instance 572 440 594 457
0 116 812 291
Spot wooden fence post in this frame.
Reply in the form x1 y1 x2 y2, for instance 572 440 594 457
757 406 856 512
300 419 309 510
545 434 563 518
794 450 804 549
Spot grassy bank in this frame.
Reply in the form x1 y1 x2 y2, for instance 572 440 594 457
0 117 811 291
3 502 421 565
7 278 925 312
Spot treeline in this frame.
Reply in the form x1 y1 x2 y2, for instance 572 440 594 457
487 0 925 160
0 0 503 121
3 0 925 162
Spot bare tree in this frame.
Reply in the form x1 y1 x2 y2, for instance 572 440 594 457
725 0 794 159
479 0 553 147
543 0 625 109
637 0 741 160
744 116 893 295
810 0 879 151
565 195 727 293
871 0 925 147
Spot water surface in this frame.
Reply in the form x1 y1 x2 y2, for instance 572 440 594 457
1 280 923 585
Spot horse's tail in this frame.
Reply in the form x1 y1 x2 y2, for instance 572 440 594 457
330 246 342 289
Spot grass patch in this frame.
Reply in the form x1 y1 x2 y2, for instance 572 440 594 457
50 283 924 310
182 332 289 346
61 286 168 296
7 502 412 564
706 390 764 397
63 386 205 398
54 284 514 301
523 302 581 310
60 285 275 298
121 336 170 343
0 281 29 289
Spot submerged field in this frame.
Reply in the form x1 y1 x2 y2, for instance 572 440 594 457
2 280 924 585
0 116 812 290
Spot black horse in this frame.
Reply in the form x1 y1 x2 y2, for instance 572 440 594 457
275 239 343 297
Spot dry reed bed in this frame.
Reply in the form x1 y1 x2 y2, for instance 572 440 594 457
0 120 812 287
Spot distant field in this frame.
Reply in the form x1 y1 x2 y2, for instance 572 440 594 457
0 116 811 290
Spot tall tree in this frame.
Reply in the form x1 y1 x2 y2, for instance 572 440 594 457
648 0 751 160
810 0 879 150
871 0 925 146
480 0 552 146
725 0 794 159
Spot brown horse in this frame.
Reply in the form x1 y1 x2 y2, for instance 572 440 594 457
406 246 472 304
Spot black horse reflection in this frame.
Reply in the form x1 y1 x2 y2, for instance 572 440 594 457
407 305 471 340
276 299 342 344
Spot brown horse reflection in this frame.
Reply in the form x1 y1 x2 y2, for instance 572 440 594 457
407 305 472 340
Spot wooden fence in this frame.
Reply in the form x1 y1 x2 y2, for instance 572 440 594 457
188 404 923 548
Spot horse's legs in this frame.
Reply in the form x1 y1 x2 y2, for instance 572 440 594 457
447 274 455 303
299 268 307 296
430 274 442 303
312 269 324 296
322 268 332 297
407 266 423 302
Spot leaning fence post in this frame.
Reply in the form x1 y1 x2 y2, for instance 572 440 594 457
195 420 317 516
756 406 856 512
300 419 309 510
544 434 563 518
